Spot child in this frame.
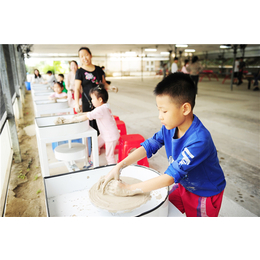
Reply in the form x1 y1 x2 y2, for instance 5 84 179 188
49 82 68 101
99 73 226 217
43 70 56 87
64 84 119 165
181 59 189 74
57 74 67 93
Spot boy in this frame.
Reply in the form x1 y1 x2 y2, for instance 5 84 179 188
99 73 226 217
43 70 56 87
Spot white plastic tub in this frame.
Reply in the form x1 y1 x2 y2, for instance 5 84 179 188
44 165 169 217
35 114 89 139
32 88 53 94
33 99 73 117
32 92 52 101
34 100 70 116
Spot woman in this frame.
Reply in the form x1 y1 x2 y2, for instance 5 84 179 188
181 59 189 74
74 47 118 134
31 69 44 84
66 60 82 111
186 56 203 94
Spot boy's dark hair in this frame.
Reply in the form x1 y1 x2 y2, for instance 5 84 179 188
78 47 92 55
89 84 108 103
58 74 64 79
174 57 178 61
154 72 196 109
46 70 53 74
55 82 63 89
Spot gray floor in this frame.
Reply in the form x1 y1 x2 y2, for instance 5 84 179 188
104 75 260 217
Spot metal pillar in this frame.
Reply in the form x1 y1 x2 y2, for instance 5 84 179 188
141 47 143 81
230 45 238 91
9 45 23 118
0 44 22 163
14 44 27 98
120 51 122 79
205 51 208 68
168 50 172 73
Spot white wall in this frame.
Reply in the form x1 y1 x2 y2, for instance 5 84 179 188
0 121 13 216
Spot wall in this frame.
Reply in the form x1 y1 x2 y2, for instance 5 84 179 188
0 121 13 216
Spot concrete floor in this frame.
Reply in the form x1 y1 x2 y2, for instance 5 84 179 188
104 76 259 217
42 75 259 217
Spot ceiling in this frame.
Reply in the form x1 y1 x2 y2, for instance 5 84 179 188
30 44 257 57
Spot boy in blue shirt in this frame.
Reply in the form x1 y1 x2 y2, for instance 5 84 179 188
99 73 226 217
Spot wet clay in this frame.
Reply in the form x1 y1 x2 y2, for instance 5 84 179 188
89 176 151 213
54 117 66 125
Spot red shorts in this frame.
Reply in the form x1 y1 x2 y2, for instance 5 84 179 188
169 183 224 217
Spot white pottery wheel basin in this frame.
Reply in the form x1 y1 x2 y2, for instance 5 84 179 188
35 114 89 138
31 84 49 88
35 100 69 110
44 165 169 217
32 88 53 94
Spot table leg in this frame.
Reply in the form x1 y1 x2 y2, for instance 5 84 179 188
91 132 99 168
40 141 50 177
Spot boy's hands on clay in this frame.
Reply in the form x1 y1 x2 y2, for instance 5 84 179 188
106 180 141 197
97 166 121 193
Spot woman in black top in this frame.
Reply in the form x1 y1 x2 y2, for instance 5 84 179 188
74 47 118 133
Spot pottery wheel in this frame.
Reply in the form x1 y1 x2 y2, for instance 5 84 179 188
89 176 151 213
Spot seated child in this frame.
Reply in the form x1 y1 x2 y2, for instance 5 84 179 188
57 74 67 93
64 84 119 165
43 70 56 87
99 72 226 217
49 82 68 101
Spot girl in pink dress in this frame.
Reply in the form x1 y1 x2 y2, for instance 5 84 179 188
64 84 119 165
48 82 67 101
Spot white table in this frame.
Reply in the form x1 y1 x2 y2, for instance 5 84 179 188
32 92 53 101
44 165 169 217
35 115 99 177
33 100 73 117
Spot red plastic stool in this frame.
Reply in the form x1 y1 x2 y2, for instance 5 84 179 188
116 120 127 136
118 134 149 167
114 120 127 150
113 115 120 121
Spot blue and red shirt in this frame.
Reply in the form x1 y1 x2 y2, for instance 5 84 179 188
141 115 226 197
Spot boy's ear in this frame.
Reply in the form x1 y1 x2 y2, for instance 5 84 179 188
182 102 192 116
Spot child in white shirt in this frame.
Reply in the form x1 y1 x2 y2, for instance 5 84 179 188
64 84 119 165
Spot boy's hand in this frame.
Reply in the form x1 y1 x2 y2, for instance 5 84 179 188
106 180 141 197
97 166 121 193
